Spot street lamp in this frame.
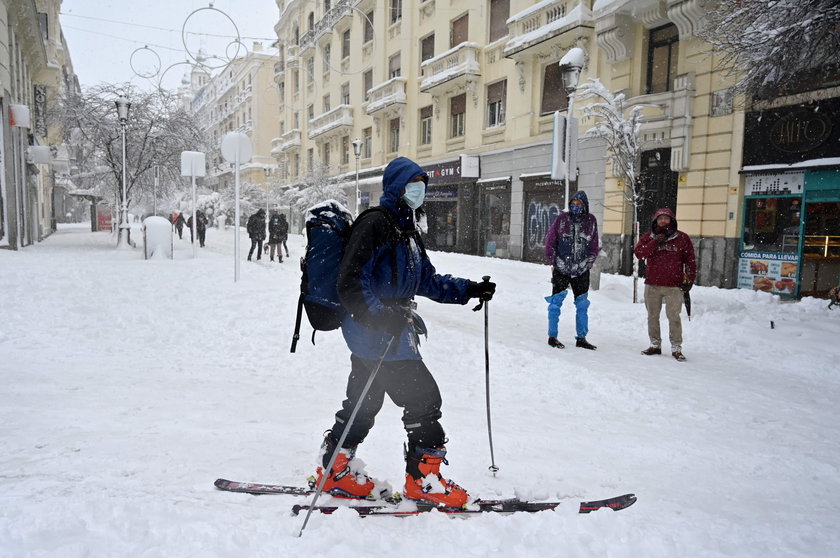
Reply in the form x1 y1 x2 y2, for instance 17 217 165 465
114 95 131 247
352 137 363 215
559 48 584 210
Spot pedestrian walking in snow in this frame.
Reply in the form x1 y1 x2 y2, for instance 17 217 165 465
634 208 696 361
247 209 266 261
544 191 600 350
173 212 185 239
187 210 207 247
314 156 496 508
267 213 289 262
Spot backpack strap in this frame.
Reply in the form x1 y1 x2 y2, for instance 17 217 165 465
290 292 304 353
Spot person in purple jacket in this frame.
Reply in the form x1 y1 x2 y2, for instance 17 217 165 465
544 190 600 350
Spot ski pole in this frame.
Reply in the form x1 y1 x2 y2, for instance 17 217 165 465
472 276 498 475
298 334 396 537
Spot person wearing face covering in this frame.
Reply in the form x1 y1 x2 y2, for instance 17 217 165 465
634 207 696 362
544 190 600 350
312 156 496 509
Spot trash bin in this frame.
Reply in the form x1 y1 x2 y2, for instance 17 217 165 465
143 216 174 260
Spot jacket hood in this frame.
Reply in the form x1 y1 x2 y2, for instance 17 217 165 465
380 157 428 225
570 190 590 214
651 207 677 230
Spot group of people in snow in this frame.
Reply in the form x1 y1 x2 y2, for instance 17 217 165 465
307 156 696 510
170 211 208 247
246 209 289 263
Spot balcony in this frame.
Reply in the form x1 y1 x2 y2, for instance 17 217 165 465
299 0 354 51
274 60 285 83
286 44 300 70
504 1 594 59
308 105 354 139
365 78 407 116
277 129 302 153
419 42 481 95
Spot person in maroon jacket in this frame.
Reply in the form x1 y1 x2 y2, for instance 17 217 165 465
634 208 696 361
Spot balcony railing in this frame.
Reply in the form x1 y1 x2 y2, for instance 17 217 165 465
419 42 481 93
365 77 407 115
308 105 354 139
278 129 302 152
504 1 594 58
299 0 354 51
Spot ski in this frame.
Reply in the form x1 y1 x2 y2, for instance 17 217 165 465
215 478 636 516
291 493 636 517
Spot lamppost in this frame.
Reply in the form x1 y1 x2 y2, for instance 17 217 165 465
114 95 131 247
352 137 363 215
559 48 583 210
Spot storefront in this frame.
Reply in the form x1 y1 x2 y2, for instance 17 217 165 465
739 98 840 298
521 174 575 263
423 159 476 253
476 177 511 258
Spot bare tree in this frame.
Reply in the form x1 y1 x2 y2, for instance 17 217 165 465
53 84 207 222
698 0 840 97
576 78 648 302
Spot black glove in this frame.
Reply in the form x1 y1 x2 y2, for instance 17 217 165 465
467 280 497 302
654 233 668 244
681 281 693 292
375 307 411 338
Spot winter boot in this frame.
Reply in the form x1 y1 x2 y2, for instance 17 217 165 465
641 346 661 355
548 337 565 349
575 337 597 350
314 437 379 499
404 445 470 508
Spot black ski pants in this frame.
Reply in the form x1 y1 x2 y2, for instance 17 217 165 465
328 355 445 451
248 238 263 259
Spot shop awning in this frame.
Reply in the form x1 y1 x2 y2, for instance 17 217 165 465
740 158 840 173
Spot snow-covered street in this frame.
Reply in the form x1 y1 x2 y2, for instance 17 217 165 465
2 223 840 557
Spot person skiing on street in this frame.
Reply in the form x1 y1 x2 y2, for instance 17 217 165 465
247 209 266 261
634 207 696 361
267 212 289 262
544 190 600 350
314 156 496 508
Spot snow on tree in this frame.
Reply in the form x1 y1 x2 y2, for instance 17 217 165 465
52 84 206 219
698 0 840 96
576 77 649 302
280 162 349 216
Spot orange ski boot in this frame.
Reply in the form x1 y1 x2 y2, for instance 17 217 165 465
404 445 470 509
314 440 378 499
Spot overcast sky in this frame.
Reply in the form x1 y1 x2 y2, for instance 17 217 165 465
61 0 280 90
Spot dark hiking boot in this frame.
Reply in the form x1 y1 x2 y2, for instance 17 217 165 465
404 445 469 508
641 346 662 355
672 351 686 362
548 337 565 349
576 337 597 350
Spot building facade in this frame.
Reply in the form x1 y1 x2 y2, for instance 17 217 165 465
1 0 77 249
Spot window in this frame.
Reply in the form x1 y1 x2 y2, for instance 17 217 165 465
390 0 402 24
294 111 300 128
323 44 331 72
306 57 314 83
451 13 469 48
363 69 373 101
420 105 433 145
363 127 372 158
342 29 351 59
307 104 314 122
486 80 506 128
324 0 331 13
342 136 350 165
341 82 350 105
488 0 509 43
450 93 466 138
307 148 314 172
293 70 300 91
308 12 314 32
364 11 374 43
389 52 401 79
323 94 331 112
280 120 285 135
293 153 300 176
540 62 568 115
389 118 400 153
323 142 331 167
294 26 300 45
647 24 679 94
420 34 435 68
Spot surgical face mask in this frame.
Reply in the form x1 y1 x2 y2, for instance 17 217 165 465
402 182 426 210
570 204 584 215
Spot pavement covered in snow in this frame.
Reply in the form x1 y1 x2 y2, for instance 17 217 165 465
2 223 839 557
